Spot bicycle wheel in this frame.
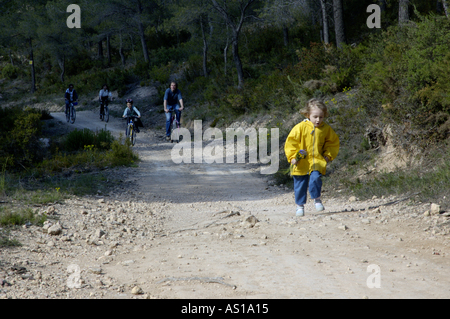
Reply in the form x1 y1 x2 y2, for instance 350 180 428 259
70 105 76 124
66 106 70 122
176 121 181 142
131 127 136 146
104 106 109 123
126 124 131 139
170 115 179 143
126 122 135 145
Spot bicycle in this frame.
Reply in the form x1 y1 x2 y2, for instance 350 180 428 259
99 100 109 122
125 116 138 146
169 110 181 143
66 102 77 124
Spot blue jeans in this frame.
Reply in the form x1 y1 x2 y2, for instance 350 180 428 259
165 105 181 136
293 171 322 206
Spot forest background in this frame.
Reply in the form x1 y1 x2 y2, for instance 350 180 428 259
1 0 450 211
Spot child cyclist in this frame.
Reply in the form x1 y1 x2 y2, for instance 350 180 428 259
122 99 143 133
284 98 340 217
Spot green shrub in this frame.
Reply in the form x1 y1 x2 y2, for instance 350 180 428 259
293 42 329 82
0 107 45 168
183 55 204 82
360 15 450 138
0 207 46 227
107 137 138 166
133 60 151 78
38 137 138 173
63 128 114 152
150 46 188 67
149 63 172 85
1 64 21 79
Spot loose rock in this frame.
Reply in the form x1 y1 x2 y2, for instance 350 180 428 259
47 223 62 236
430 203 441 215
95 229 106 238
243 215 258 228
131 286 143 295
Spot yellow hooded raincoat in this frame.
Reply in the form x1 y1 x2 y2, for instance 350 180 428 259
285 119 340 176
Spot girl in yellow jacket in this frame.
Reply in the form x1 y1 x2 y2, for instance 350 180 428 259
285 99 340 216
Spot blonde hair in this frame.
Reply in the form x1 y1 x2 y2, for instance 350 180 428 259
300 98 328 118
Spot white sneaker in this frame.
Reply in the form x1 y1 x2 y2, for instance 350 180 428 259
296 206 304 217
315 200 325 211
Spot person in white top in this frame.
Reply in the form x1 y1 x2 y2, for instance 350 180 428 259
99 84 112 119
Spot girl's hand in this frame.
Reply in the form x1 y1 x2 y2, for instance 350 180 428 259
291 159 298 165
324 156 330 163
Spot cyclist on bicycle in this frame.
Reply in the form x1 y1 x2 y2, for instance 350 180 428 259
99 84 112 119
122 98 143 133
164 81 184 141
65 84 78 115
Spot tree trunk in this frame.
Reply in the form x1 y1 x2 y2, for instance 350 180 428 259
399 0 409 24
136 1 149 63
9 49 14 66
119 32 126 67
210 0 255 89
333 0 346 48
320 0 329 45
98 39 103 59
138 21 150 63
224 38 229 76
58 55 65 83
443 0 449 17
130 34 137 65
106 34 112 65
231 34 244 89
200 14 209 77
282 25 289 47
29 38 36 94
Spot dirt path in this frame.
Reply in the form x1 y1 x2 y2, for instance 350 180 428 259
1 109 449 300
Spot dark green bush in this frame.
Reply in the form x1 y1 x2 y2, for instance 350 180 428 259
293 42 329 82
63 128 114 153
0 207 46 227
360 15 450 138
0 107 45 168
1 64 21 79
107 137 138 166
